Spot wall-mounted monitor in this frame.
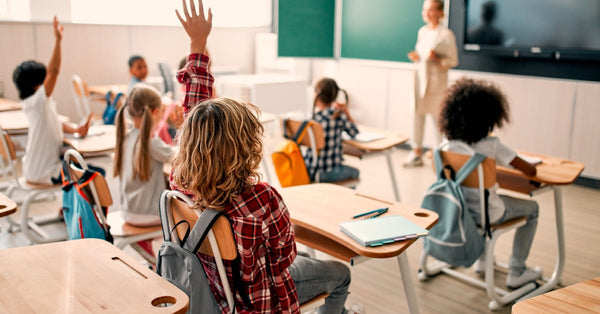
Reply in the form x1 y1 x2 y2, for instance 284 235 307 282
463 0 600 61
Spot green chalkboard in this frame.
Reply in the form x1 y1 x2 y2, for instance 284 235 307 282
341 0 424 62
278 0 335 58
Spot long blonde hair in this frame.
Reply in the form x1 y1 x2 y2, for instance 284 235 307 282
113 84 162 181
171 97 264 209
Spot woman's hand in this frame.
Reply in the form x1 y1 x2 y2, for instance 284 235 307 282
408 51 420 62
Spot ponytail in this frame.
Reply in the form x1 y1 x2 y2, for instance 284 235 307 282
112 98 129 178
134 106 152 181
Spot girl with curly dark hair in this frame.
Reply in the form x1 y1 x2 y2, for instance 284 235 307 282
438 78 543 289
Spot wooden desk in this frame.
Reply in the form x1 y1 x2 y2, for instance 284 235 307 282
0 192 17 217
280 183 438 314
0 98 21 112
0 110 29 135
64 125 116 157
343 125 409 201
512 277 600 313
496 152 585 301
0 110 70 135
88 84 128 97
0 239 188 313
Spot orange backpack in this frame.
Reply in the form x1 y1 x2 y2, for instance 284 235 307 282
271 120 313 187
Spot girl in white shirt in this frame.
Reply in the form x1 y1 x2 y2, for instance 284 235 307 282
113 84 172 255
439 78 541 289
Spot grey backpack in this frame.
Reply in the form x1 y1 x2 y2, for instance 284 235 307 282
421 149 491 267
157 197 222 314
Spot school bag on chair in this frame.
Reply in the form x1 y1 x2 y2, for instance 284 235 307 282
421 149 491 267
271 119 312 187
61 160 113 242
102 91 124 125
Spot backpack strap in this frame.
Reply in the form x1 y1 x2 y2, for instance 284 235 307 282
283 119 313 144
433 149 444 180
455 153 487 185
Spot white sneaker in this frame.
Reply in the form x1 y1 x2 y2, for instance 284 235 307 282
346 303 365 314
403 151 423 167
506 267 542 289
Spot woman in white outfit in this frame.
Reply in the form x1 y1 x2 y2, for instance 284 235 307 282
404 0 458 167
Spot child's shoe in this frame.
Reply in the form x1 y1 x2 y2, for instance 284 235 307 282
346 303 365 314
403 151 423 167
506 267 542 289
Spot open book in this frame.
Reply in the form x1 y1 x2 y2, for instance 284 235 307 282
340 215 429 247
518 154 543 165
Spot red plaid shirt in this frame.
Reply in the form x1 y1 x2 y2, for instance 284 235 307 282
173 53 300 313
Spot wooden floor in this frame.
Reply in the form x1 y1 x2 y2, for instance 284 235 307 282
1 138 599 313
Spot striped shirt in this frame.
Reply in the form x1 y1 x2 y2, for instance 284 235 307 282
173 53 300 313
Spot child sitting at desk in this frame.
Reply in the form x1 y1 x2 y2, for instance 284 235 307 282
12 16 95 185
304 78 360 182
170 1 361 312
113 84 172 255
438 78 541 289
127 55 148 94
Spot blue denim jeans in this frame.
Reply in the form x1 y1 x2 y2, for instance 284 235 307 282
317 165 359 183
288 255 351 314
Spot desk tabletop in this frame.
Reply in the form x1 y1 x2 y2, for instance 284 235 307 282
497 151 584 194
64 124 116 156
88 84 128 96
0 110 28 133
343 125 409 155
280 183 438 260
512 277 600 313
0 239 188 313
0 192 17 217
0 98 21 112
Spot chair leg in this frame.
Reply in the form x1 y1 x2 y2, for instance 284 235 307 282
418 250 444 280
20 190 66 244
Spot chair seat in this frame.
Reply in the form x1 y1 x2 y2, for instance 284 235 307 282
300 292 328 313
331 178 360 188
107 211 162 237
20 177 61 191
490 217 528 232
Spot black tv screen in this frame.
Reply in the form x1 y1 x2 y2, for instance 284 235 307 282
464 0 600 61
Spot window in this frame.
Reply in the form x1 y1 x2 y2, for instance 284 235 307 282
0 0 31 21
70 0 271 27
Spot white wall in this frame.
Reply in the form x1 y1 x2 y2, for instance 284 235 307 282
0 21 268 118
312 59 600 178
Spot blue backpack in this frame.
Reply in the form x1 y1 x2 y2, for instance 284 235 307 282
421 149 490 267
102 91 124 125
61 161 113 242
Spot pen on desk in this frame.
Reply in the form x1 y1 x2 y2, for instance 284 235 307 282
353 207 388 219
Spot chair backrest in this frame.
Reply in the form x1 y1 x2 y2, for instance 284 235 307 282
162 190 237 312
63 149 112 229
71 74 91 120
436 150 496 189
0 130 19 183
158 62 175 96
282 118 325 150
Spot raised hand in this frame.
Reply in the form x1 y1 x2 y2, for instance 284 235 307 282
175 0 212 54
53 16 64 41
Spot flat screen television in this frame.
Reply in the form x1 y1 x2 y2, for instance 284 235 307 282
463 0 600 61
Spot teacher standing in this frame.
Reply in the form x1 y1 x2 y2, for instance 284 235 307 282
404 0 458 167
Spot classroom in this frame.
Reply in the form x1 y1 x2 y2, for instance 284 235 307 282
0 0 599 313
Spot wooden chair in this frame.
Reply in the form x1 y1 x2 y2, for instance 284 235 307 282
63 149 162 264
0 130 64 243
418 145 536 311
71 74 92 122
160 190 327 314
282 118 359 188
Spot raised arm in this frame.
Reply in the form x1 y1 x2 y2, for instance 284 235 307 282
175 0 215 115
43 16 63 97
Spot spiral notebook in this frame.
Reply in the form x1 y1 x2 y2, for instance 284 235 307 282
340 215 429 247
